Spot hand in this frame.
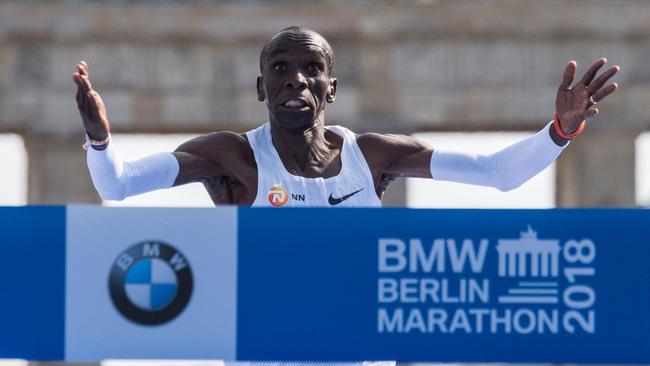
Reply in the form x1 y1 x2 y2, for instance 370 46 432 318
556 58 619 134
72 61 110 141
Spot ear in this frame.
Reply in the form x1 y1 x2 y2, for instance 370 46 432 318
326 78 337 103
256 76 265 102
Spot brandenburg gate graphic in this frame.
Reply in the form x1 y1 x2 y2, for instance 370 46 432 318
496 226 560 277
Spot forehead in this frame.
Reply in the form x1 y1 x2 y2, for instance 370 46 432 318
265 31 331 62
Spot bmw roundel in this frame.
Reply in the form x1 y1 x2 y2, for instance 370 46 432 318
109 240 193 325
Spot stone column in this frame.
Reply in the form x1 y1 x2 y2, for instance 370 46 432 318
358 40 408 207
358 41 399 131
556 129 638 207
25 133 101 204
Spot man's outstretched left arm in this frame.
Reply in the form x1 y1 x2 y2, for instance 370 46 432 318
361 58 619 192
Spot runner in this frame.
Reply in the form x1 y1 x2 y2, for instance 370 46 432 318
73 25 619 207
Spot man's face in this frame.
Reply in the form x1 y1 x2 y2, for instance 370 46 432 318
257 31 337 131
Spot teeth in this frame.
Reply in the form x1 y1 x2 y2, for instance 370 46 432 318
284 99 305 108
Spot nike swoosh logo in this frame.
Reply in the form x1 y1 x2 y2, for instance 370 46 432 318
328 188 364 206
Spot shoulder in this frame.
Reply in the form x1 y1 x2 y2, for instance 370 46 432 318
171 131 257 186
356 132 400 148
176 131 249 153
357 132 430 160
175 131 253 161
356 131 433 179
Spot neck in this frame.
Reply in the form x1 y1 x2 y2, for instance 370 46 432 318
269 117 340 175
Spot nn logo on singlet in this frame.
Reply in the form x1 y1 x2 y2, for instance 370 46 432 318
268 185 305 206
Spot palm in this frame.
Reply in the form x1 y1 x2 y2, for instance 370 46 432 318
72 61 110 140
555 58 619 134
557 84 589 130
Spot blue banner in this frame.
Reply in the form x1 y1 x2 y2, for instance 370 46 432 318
0 206 65 360
0 206 649 363
238 208 650 363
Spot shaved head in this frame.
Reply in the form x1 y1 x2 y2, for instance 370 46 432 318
259 25 335 76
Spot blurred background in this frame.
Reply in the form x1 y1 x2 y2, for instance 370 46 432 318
0 3 649 366
0 0 649 208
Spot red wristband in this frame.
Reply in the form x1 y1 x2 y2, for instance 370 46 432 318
553 112 586 139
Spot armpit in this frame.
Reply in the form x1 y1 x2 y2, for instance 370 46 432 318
377 173 399 199
201 175 246 205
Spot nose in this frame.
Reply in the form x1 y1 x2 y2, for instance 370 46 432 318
284 71 307 89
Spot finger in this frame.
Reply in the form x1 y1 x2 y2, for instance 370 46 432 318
81 75 93 92
591 82 618 103
579 58 607 86
85 91 94 118
76 86 90 119
582 107 599 119
87 91 96 118
73 72 83 103
559 60 577 90
587 65 620 95
77 76 89 109
75 79 81 104
72 71 80 84
77 61 89 76
74 72 87 92
74 74 88 112
78 90 88 118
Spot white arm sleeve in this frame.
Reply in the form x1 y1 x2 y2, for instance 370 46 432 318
86 141 180 201
430 122 565 191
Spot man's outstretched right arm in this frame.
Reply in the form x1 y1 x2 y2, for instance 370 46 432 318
74 61 242 201
74 60 180 200
85 143 180 201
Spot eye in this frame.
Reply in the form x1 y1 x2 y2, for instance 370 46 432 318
272 62 286 73
307 62 322 75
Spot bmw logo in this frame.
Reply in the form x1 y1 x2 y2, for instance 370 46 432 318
109 240 193 325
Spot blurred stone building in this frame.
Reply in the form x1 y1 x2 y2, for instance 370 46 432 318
0 1 648 206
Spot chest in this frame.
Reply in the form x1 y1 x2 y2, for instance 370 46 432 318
254 167 379 207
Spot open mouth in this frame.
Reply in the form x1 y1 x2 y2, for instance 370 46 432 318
281 98 310 110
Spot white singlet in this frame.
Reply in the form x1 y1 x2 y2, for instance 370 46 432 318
246 123 382 208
